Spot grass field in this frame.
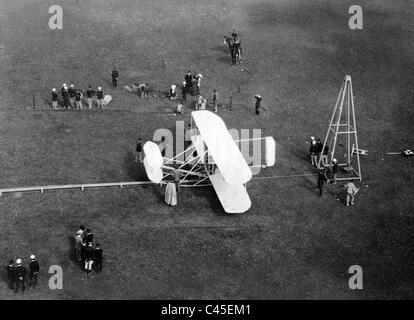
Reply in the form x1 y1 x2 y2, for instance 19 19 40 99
0 0 413 299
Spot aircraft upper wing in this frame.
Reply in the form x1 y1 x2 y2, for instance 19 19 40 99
191 110 252 184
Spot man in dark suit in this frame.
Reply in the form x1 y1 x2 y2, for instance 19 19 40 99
316 138 323 163
185 71 193 95
51 88 58 110
231 29 238 39
135 138 143 163
83 243 95 276
94 243 103 273
96 87 104 109
62 85 70 109
6 259 15 290
317 166 328 196
212 90 219 113
181 82 187 102
14 259 27 293
321 144 329 166
86 86 95 109
28 255 40 288
68 84 76 108
83 229 94 246
255 94 262 115
310 139 318 166
111 67 119 87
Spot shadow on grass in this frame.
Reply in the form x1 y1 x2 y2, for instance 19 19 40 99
211 45 229 54
289 145 311 164
187 186 226 217
151 183 166 204
0 267 11 290
67 235 84 271
124 151 148 181
41 97 53 109
217 55 234 65
102 78 114 88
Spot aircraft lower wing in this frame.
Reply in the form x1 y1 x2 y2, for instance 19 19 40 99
209 169 251 213
143 141 163 183
143 157 163 183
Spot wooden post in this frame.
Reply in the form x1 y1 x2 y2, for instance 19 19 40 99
32 93 35 109
162 59 165 69
229 95 232 112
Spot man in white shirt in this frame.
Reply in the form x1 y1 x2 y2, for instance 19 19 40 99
344 180 360 206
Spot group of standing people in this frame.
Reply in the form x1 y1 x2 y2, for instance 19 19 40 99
74 226 103 276
309 137 329 167
51 67 119 110
182 71 221 113
6 255 40 293
183 71 203 100
311 136 360 205
52 84 105 110
224 29 242 65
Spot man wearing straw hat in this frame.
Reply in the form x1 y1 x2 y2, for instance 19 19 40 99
96 86 104 109
181 82 187 102
14 258 27 293
330 158 338 184
28 255 40 288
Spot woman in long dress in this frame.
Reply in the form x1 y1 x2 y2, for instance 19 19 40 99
165 181 177 206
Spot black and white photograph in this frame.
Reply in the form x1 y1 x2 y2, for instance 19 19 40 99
0 0 413 307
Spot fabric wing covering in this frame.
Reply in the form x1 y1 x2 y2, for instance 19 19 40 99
191 110 252 184
143 141 163 183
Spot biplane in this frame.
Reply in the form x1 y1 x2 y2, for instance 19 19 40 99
143 110 275 213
